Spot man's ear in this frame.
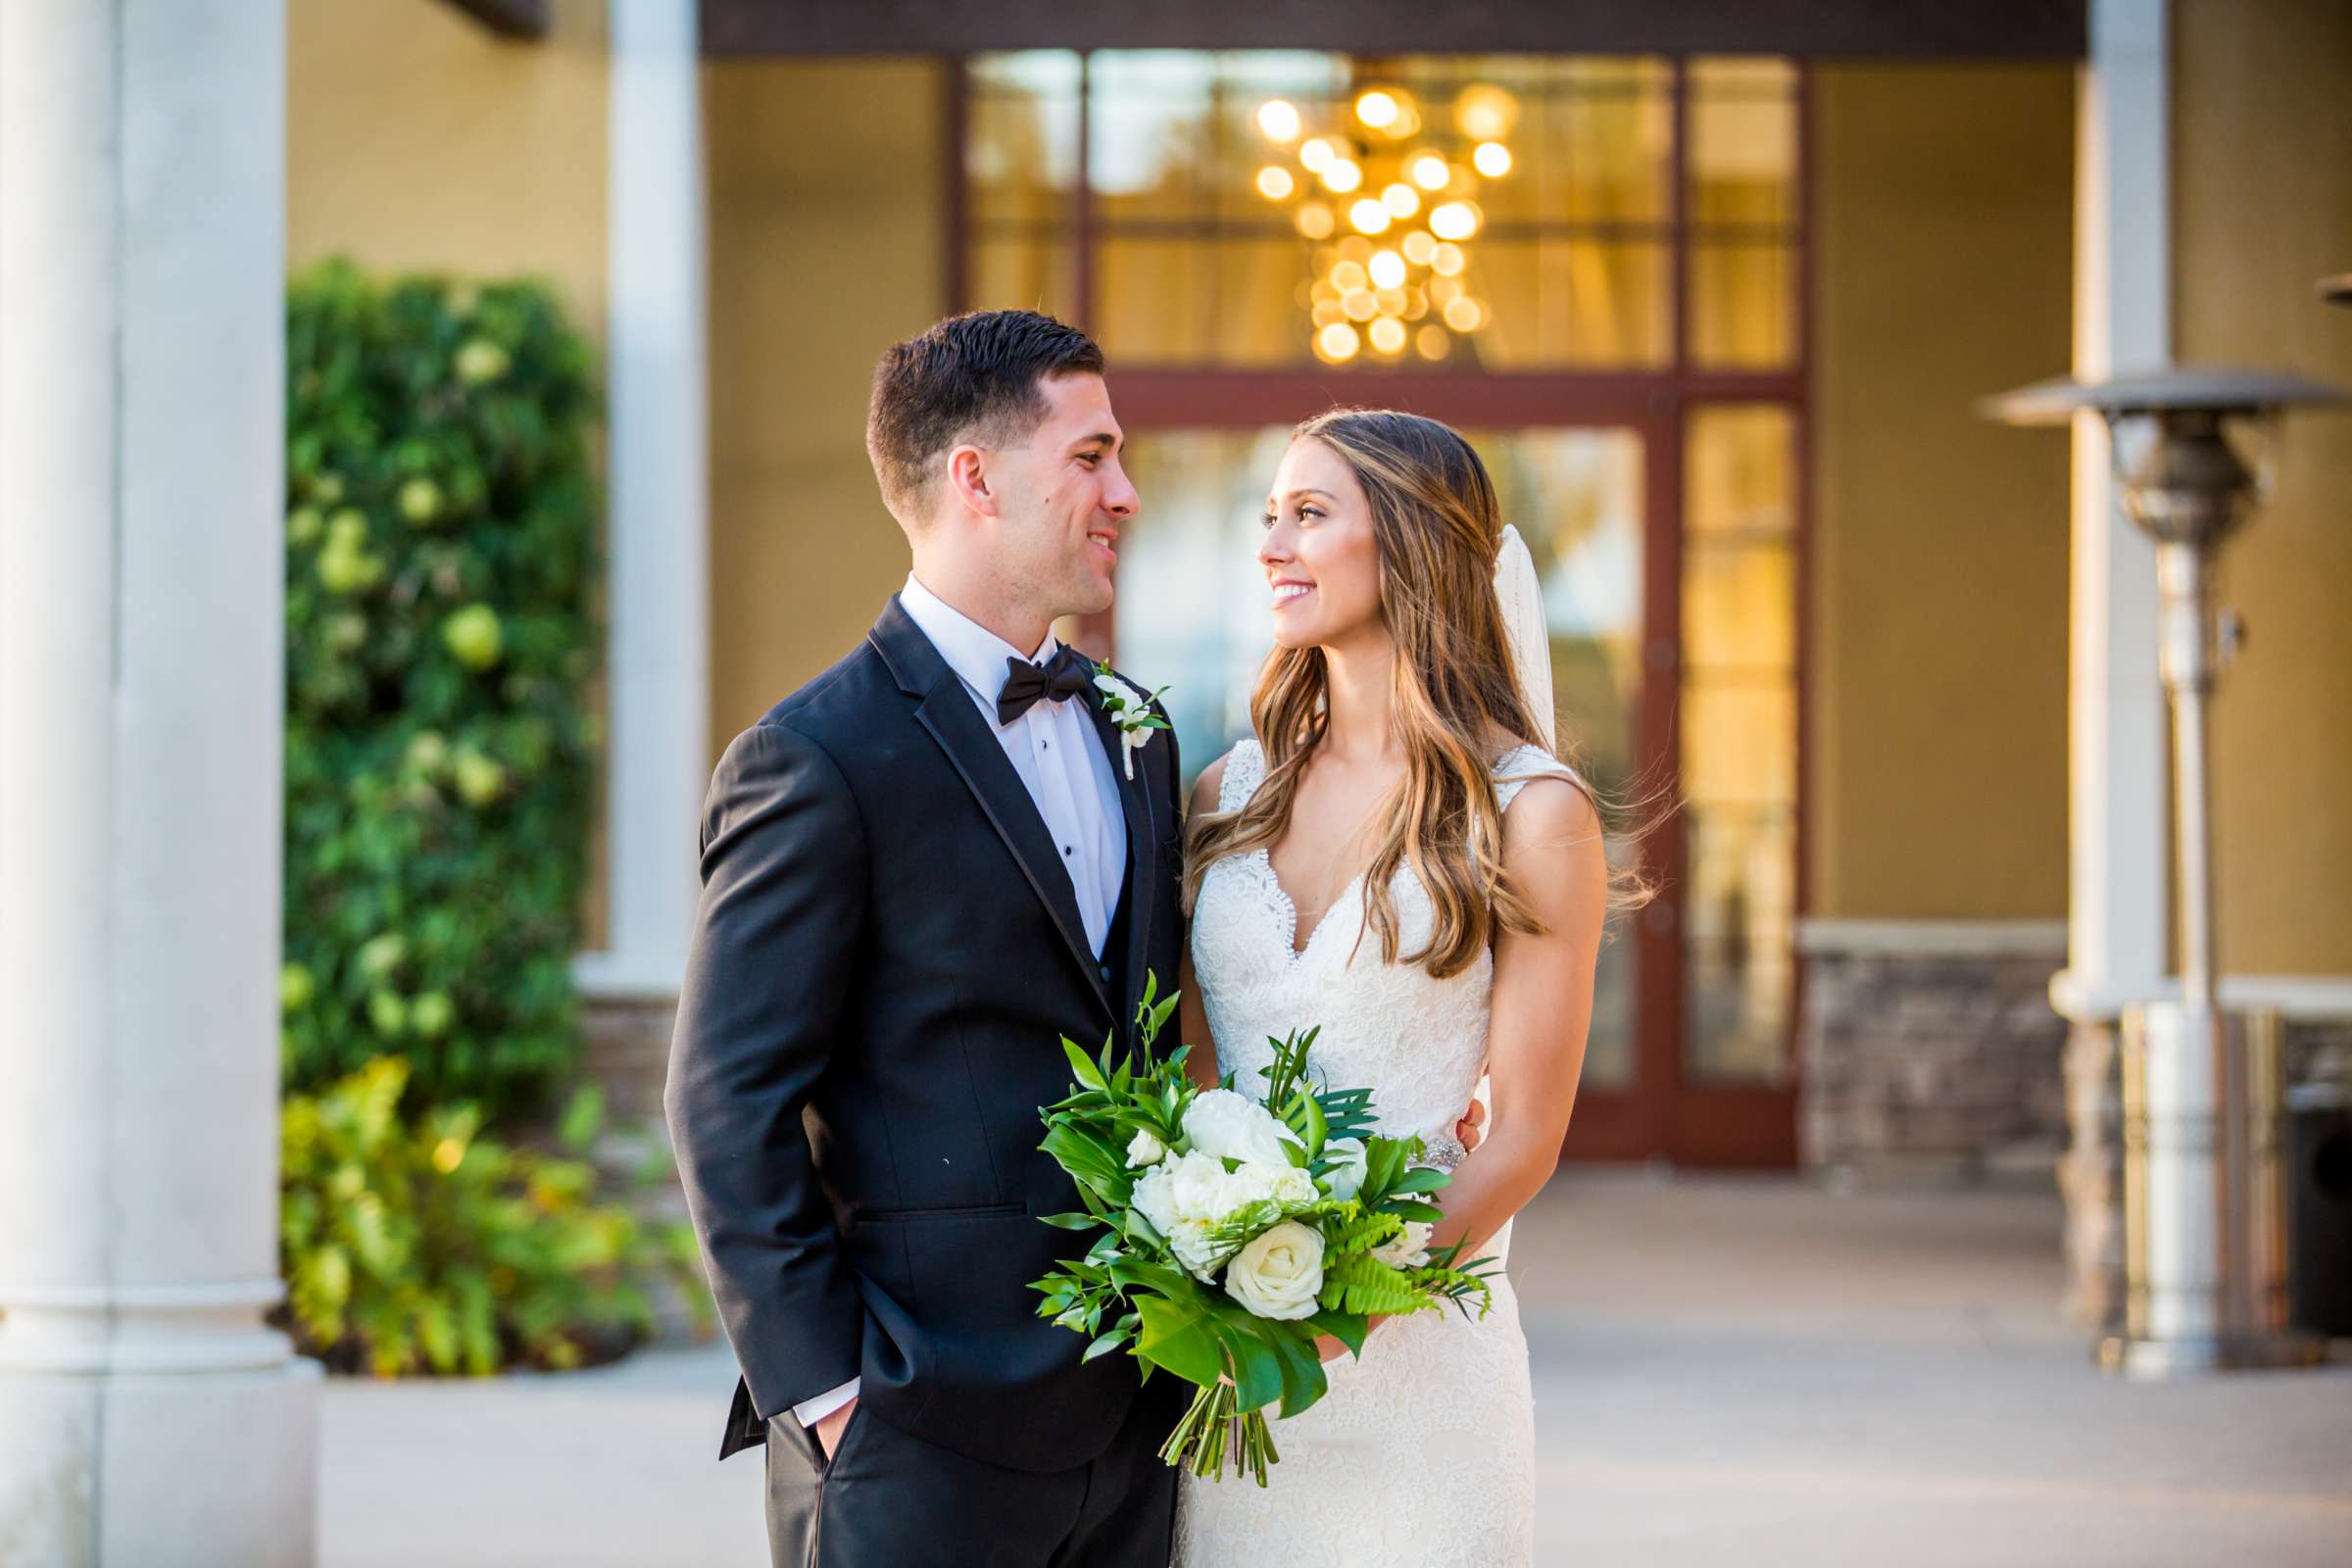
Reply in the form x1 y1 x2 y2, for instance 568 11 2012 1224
944 442 998 519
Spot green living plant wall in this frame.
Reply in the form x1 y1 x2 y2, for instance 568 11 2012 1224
280 261 602 1117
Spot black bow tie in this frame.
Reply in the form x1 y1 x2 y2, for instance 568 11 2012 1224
997 645 1098 726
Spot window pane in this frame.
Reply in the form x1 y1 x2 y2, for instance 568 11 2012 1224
969 233 1076 323
1544 59 1672 224
967 53 1079 224
1544 237 1672 367
1690 240 1794 368
1687 57 1796 228
1682 403 1797 1088
1094 238 1210 362
1089 51 1217 223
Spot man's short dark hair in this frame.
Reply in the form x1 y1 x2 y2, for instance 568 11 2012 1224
865 310 1106 522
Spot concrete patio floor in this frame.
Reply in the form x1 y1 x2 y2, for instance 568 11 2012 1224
319 1171 2352 1566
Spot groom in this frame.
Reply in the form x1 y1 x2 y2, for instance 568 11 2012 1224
665 310 1190 1566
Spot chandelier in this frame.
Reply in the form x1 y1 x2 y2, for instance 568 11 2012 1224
1250 79 1519 365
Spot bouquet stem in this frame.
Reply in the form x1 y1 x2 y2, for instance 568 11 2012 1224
1159 1380 1280 1487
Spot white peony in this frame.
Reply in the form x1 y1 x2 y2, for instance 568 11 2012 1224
1183 1090 1302 1169
1224 1221 1327 1320
1319 1136 1368 1202
1133 1148 1320 1281
1372 1219 1434 1270
1126 1128 1167 1167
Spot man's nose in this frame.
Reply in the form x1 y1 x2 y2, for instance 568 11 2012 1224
1101 461 1139 518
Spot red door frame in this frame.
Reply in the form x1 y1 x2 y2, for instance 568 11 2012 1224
948 55 1810 1168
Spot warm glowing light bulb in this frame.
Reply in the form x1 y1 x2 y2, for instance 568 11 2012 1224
1256 166 1296 200
1408 153 1451 191
1298 137 1337 172
1455 83 1520 142
1415 323 1451 361
1401 230 1437 267
1311 299 1346 327
1367 250 1407 290
1330 260 1369 293
1380 182 1420 219
1472 141 1513 178
1430 241 1465 276
1354 90 1400 130
1257 99 1302 142
1294 202 1336 239
1348 197 1392 234
1429 201 1482 241
1368 317 1408 354
1342 290 1379 321
1322 158 1363 194
1336 235 1374 263
1443 295 1488 331
1316 322 1362 363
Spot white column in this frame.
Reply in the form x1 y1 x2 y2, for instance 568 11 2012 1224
576 0 710 1002
2051 0 2172 1024
0 3 318 1565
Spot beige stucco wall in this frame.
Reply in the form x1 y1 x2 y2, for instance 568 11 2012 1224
2174 0 2352 976
1808 63 2077 920
288 0 609 338
704 58 950 749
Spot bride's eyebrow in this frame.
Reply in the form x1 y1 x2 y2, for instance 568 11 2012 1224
1272 488 1334 506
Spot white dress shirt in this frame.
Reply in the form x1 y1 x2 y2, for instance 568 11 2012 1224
792 573 1129 1428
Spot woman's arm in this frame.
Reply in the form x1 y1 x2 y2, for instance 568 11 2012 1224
1417 777 1607 1263
1174 751 1232 1093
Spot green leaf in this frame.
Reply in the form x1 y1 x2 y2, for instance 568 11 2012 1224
1061 1036 1108 1093
1134 1294 1226 1388
1037 1211 1102 1231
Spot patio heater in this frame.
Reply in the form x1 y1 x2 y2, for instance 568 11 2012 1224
1983 366 2345 1376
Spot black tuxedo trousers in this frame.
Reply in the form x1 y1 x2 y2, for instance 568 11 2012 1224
665 597 1189 1563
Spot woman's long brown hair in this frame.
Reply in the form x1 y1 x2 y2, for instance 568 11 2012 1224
1184 408 1645 979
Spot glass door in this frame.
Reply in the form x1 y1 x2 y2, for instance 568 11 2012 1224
1114 423 1648 1114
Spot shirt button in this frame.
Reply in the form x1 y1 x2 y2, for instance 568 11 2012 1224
1063 845 1074 857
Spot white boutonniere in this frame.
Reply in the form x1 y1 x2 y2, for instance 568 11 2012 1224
1091 663 1170 780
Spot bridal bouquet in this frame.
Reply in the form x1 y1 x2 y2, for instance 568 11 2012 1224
1030 974 1494 1486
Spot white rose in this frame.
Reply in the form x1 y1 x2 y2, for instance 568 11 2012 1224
1372 1219 1434 1270
1183 1090 1301 1169
1126 1128 1167 1167
1319 1136 1368 1202
1223 1221 1327 1320
1131 1162 1181 1240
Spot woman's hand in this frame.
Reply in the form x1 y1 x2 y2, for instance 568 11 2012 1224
1454 1097 1487 1154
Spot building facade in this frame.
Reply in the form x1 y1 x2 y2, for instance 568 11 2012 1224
285 0 2352 1237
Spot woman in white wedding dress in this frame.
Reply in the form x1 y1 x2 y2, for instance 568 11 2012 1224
1172 409 1613 1568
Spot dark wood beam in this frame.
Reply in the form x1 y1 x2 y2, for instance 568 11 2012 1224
702 0 2085 60
438 0 550 40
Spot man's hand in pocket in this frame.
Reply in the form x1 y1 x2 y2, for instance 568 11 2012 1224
815 1396 858 1459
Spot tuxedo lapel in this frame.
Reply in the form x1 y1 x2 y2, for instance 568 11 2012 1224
1085 693 1158 1031
870 599 1113 1021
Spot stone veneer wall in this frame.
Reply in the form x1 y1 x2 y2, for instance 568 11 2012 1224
1796 923 2071 1181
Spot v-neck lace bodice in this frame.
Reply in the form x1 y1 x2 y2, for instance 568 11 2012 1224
1175 733 1563 1568
1190 736 1563 1147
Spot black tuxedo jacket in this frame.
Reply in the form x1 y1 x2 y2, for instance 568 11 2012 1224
665 596 1187 1473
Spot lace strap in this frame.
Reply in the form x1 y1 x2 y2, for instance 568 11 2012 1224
1216 736 1265 812
1494 745 1576 813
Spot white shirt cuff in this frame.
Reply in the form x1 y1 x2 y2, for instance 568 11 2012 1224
791 1377 859 1427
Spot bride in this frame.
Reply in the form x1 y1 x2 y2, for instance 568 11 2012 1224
1173 408 1611 1566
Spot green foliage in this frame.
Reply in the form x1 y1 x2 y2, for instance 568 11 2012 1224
279 1056 710 1378
280 259 602 1114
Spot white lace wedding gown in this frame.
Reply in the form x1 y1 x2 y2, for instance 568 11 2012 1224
1175 737 1556 1568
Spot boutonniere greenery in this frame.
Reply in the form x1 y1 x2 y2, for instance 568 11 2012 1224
1092 663 1171 781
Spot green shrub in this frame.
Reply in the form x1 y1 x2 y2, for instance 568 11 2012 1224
279 1055 710 1377
280 260 602 1114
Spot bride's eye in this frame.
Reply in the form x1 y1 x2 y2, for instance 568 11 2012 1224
1298 506 1322 523
1258 511 1277 530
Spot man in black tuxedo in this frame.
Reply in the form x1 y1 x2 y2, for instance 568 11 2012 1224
666 311 1189 1566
